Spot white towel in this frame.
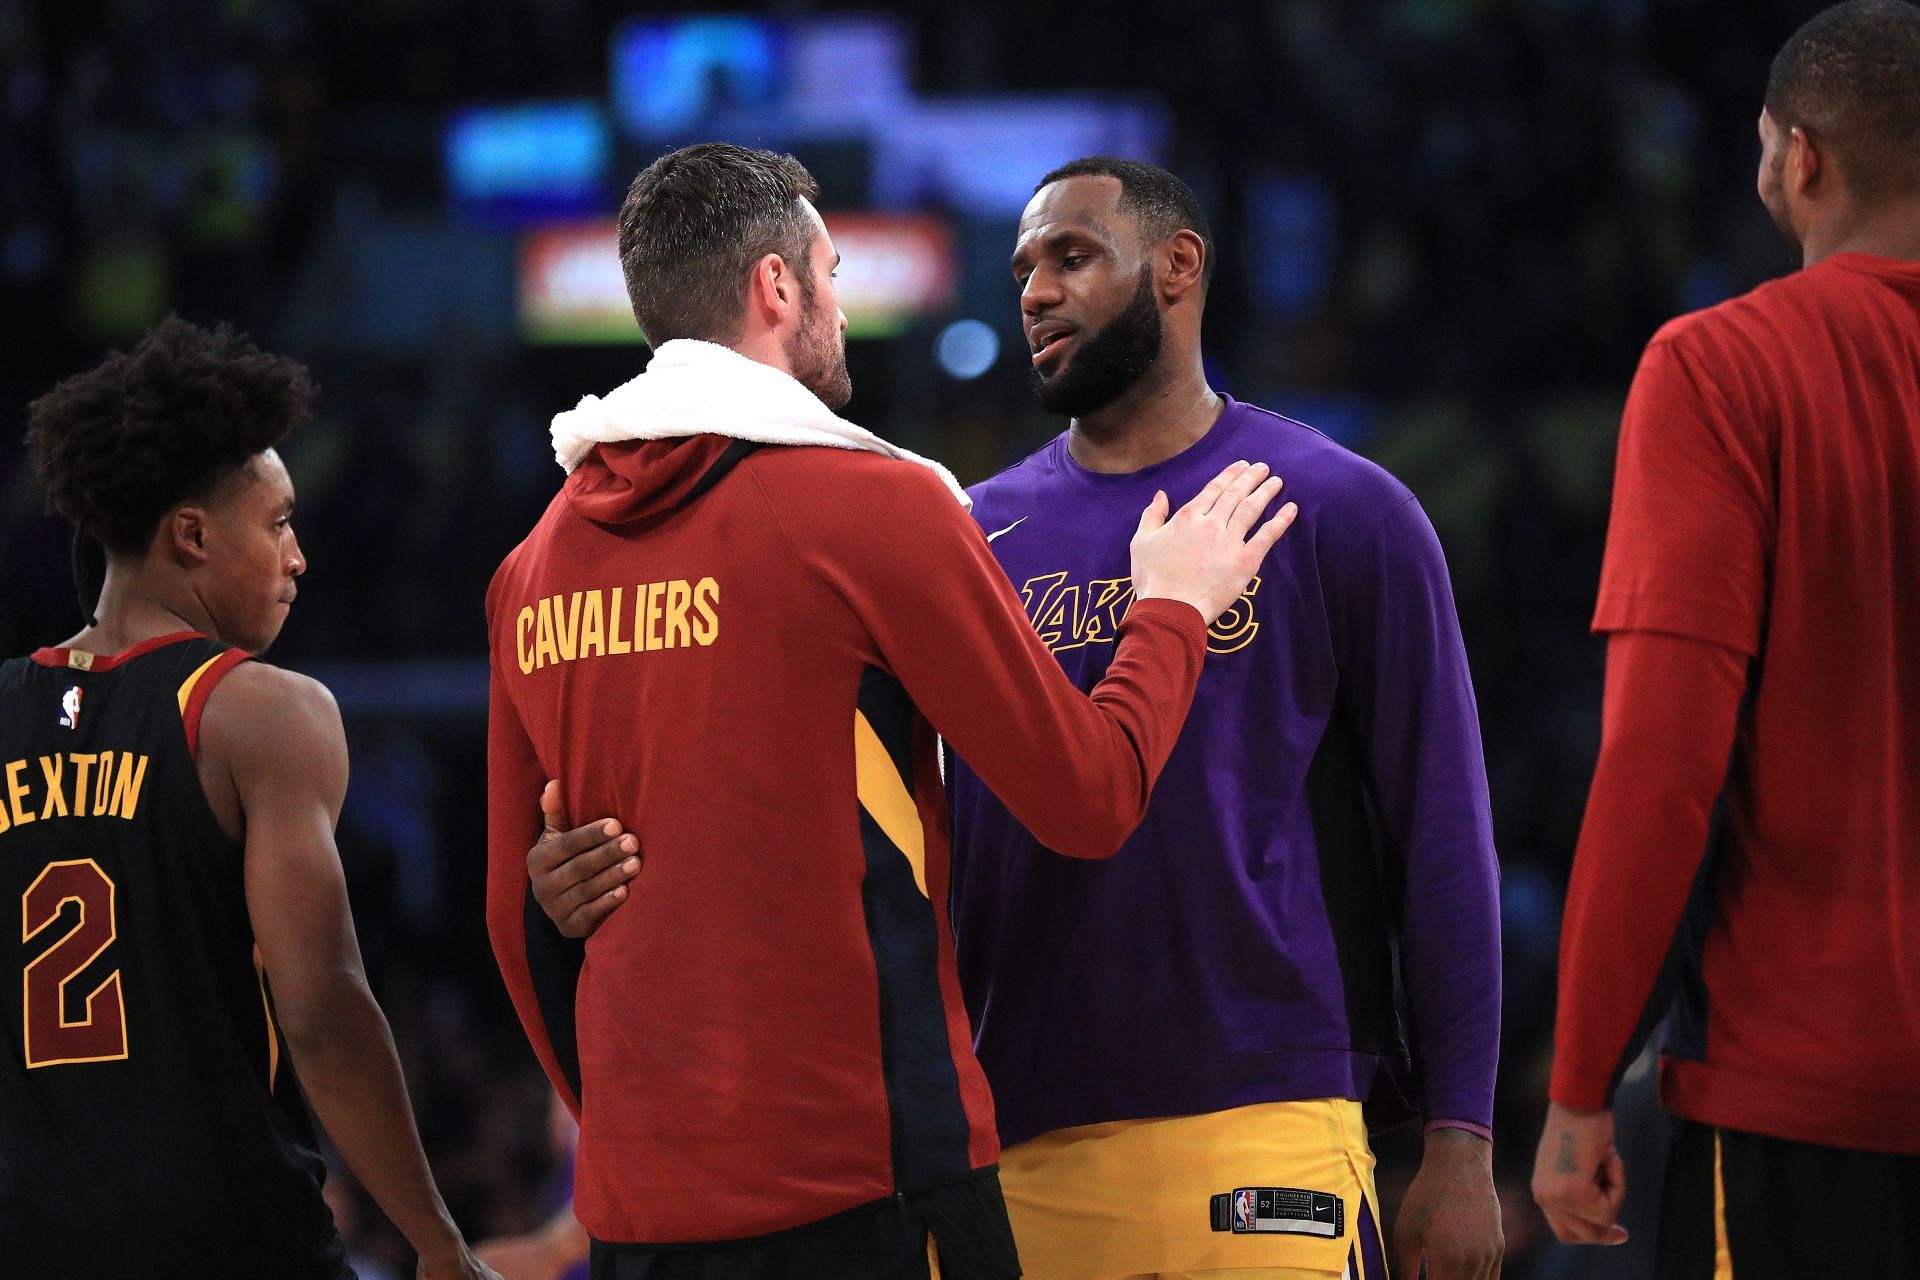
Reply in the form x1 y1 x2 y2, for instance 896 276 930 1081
549 339 971 509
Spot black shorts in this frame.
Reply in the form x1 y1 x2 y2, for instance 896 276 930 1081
589 1170 1020 1280
1659 1118 1920 1279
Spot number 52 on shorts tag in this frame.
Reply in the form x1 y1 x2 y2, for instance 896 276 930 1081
1210 1187 1345 1237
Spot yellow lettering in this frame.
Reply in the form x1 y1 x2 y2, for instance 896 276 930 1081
93 752 115 815
38 756 68 819
692 578 720 646
0 764 10 834
1033 582 1084 651
1020 571 1070 647
580 590 606 658
643 582 665 651
516 606 536 675
6 758 35 828
1101 580 1138 638
1018 570 1142 654
664 580 692 649
633 585 647 652
555 591 583 662
1207 575 1262 655
1085 579 1133 645
70 753 96 818
607 587 632 654
110 753 148 821
535 597 560 670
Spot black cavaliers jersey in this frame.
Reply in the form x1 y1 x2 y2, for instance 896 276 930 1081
0 631 352 1279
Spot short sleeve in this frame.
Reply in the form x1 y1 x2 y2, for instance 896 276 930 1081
1593 334 1774 656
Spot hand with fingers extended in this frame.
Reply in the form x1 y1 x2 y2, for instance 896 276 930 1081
526 780 640 939
1130 459 1298 624
1530 1102 1631 1248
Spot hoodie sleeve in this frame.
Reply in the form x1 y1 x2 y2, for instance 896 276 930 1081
763 459 1210 859
484 567 586 1118
1550 628 1748 1111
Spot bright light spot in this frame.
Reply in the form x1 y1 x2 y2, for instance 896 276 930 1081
934 319 999 380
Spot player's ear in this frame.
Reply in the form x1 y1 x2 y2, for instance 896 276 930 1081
746 252 794 329
1161 230 1207 303
1789 125 1824 198
166 506 213 566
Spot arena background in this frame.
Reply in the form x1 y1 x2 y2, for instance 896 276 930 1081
0 2 1821 1275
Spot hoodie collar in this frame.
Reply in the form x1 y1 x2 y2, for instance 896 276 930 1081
549 339 971 509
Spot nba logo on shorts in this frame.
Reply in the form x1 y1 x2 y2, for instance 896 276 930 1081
59 685 82 730
1234 1189 1257 1231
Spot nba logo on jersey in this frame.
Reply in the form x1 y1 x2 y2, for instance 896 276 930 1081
1234 1189 1257 1231
59 685 82 729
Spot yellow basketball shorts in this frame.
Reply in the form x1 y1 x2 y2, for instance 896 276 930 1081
999 1099 1388 1280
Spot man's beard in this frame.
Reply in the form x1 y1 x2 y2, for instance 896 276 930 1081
787 284 852 411
1030 266 1163 418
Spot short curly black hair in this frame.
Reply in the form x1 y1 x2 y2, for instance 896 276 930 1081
1036 157 1217 290
1766 0 1920 202
25 316 315 556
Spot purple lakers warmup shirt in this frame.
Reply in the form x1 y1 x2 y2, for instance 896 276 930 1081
948 396 1501 1147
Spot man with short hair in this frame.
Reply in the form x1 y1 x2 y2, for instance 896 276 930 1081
943 159 1505 1280
1 317 497 1280
483 142 1296 1279
1531 3 1920 1274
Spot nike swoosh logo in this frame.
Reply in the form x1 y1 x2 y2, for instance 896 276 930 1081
985 516 1028 543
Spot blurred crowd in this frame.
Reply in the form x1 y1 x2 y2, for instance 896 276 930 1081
0 1 1824 1274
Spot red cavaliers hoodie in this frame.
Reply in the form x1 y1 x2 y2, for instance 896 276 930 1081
485 358 1209 1245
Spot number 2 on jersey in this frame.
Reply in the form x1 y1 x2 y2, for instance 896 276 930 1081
22 858 128 1067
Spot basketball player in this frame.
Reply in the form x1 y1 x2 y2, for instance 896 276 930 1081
941 160 1504 1280
1 317 498 1280
1531 3 1920 1275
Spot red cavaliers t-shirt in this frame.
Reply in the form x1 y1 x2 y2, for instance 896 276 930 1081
1565 253 1920 1152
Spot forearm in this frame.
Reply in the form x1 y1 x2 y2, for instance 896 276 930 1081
1338 493 1502 1129
1368 642 1502 1128
878 534 1208 858
1398 820 1502 1131
282 976 462 1263
216 667 474 1272
1550 629 1747 1108
1368 717 1502 1129
1004 598 1208 856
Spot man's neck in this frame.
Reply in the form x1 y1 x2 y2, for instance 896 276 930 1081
1066 355 1223 475
726 332 798 381
1802 196 1920 267
64 564 212 653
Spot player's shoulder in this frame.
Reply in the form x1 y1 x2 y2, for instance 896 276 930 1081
487 529 539 615
965 435 1065 525
1648 288 1769 356
1648 263 1862 365
1231 399 1415 524
486 480 578 618
752 441 946 484
201 660 342 745
750 443 970 519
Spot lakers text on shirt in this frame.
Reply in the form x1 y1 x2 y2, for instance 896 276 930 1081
513 579 720 674
0 751 151 833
